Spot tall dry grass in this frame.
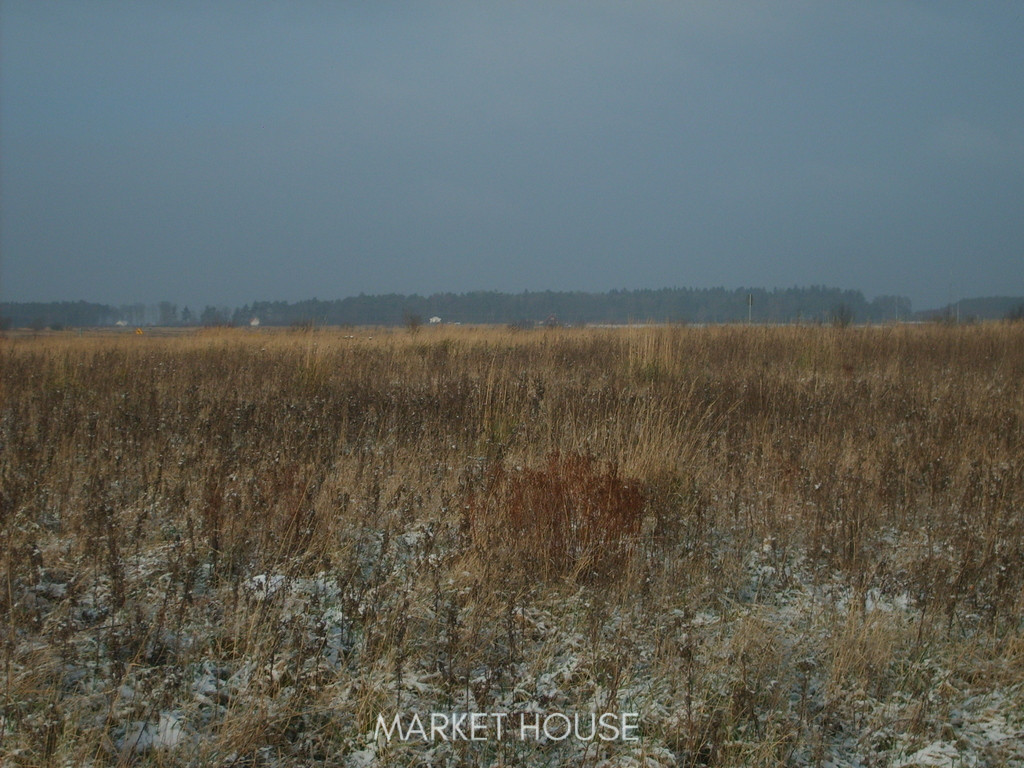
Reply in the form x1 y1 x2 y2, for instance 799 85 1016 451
1 323 1022 766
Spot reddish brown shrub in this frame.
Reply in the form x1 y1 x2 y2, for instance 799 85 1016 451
466 452 646 582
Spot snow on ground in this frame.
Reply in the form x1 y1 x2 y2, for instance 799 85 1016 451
5 516 1023 767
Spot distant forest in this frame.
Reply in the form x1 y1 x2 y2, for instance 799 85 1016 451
2 287 1021 330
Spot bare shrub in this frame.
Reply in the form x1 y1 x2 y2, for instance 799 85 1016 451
465 452 645 583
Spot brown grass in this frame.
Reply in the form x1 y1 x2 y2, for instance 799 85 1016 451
1 322 1023 766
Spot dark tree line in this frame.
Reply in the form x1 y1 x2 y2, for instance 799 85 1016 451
233 286 909 327
3 286 921 330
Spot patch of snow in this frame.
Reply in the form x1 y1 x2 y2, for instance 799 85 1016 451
117 721 155 754
156 711 194 749
891 741 964 767
347 747 377 767
245 573 285 599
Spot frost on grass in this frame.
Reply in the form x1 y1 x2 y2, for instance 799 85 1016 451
7 510 1021 767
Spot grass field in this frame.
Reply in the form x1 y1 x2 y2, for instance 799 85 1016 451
2 324 1023 766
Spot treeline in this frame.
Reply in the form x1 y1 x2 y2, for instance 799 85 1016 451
921 296 1024 323
0 301 122 330
0 301 227 330
2 287 916 329
10 291 1024 330
237 287 911 327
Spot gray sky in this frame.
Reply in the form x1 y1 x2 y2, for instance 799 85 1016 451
2 2 1022 311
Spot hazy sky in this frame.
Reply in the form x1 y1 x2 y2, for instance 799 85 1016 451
2 2 1022 311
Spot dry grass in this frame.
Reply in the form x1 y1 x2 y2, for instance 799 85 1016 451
1 323 1023 766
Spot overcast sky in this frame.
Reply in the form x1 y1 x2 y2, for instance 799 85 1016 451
2 2 1022 311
